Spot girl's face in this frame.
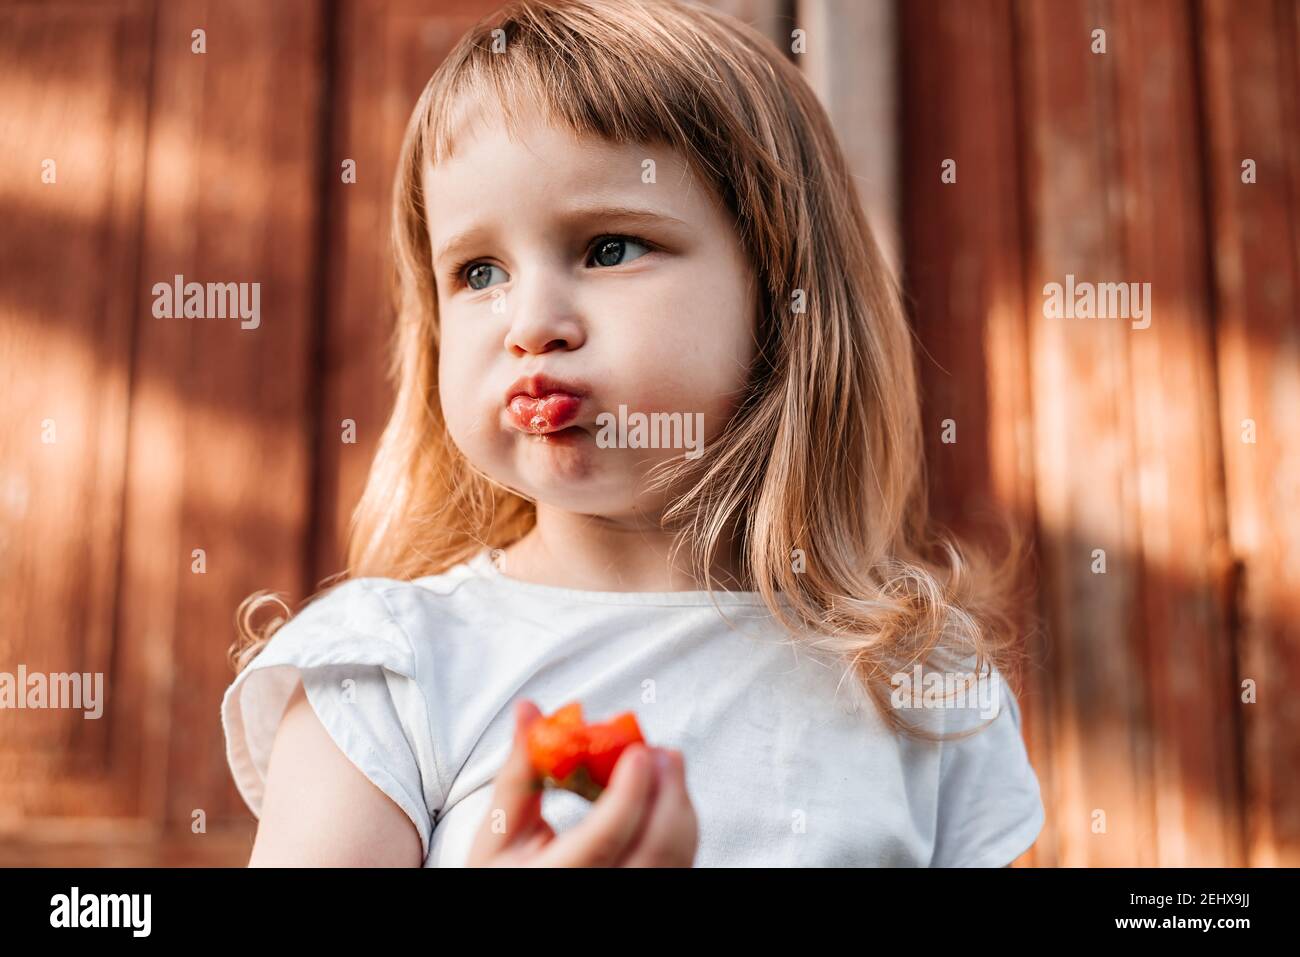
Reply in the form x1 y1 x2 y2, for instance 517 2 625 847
424 115 758 518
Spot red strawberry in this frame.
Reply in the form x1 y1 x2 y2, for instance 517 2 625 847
525 701 647 801
584 712 645 788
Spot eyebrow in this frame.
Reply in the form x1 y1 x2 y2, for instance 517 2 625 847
431 205 691 267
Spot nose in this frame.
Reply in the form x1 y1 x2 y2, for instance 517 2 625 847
502 269 587 357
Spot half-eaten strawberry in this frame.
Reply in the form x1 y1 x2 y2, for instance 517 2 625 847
526 701 646 801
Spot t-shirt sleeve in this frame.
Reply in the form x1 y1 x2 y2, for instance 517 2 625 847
930 668 1045 867
220 578 438 862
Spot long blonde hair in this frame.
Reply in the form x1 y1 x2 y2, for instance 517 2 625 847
233 0 1028 741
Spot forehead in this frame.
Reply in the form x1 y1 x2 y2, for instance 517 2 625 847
422 112 718 237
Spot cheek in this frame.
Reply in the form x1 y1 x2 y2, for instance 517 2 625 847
437 321 492 447
604 271 756 433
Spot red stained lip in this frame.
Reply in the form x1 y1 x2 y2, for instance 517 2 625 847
504 374 590 435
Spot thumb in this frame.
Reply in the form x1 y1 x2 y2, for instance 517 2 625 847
475 699 548 854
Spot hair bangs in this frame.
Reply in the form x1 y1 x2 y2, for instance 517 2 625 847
419 0 739 190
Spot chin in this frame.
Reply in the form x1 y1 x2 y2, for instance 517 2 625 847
517 461 644 514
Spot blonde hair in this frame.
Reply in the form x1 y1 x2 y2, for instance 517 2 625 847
232 0 1028 741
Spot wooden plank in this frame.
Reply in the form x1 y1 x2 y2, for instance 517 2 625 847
1199 0 1300 867
0 0 151 826
0 824 255 867
1016 0 1155 867
115 0 325 828
1107 0 1240 866
898 0 1046 865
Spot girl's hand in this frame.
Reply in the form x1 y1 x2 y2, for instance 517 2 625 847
466 699 698 867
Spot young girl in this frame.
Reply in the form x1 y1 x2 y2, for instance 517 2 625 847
222 0 1044 867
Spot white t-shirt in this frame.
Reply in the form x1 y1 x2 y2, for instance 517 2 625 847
221 549 1044 866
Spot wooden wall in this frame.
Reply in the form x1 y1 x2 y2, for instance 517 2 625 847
0 0 1294 867
902 0 1300 866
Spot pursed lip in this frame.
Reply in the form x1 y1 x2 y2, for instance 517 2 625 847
503 373 591 435
504 373 591 404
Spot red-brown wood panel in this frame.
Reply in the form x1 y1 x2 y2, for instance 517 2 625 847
1017 0 1155 867
1200 0 1300 867
116 0 325 842
0 0 323 861
1010 0 1240 866
0 0 152 829
899 0 1046 865
1108 0 1239 867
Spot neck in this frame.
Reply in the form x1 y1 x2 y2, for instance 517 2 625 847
499 505 748 592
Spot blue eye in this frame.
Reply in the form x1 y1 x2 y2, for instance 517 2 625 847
587 236 651 268
464 262 507 291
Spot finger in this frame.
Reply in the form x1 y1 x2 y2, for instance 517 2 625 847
534 742 656 867
471 699 548 858
620 749 699 867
